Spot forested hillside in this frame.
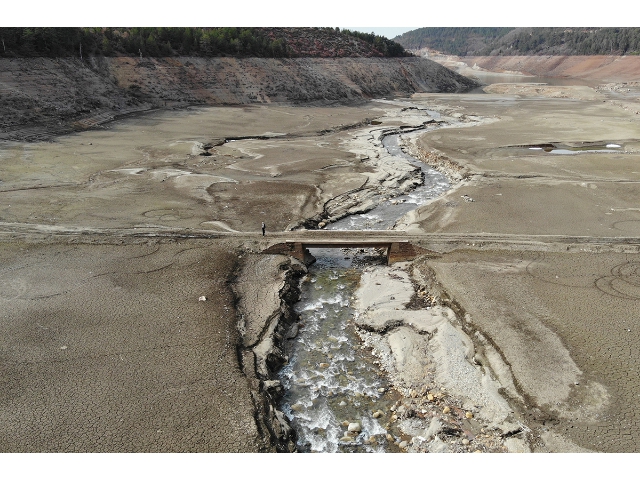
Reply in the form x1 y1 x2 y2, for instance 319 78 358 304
394 27 640 56
395 28 512 56
0 27 410 58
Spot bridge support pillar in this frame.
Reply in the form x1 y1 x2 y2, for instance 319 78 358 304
387 242 430 264
262 242 316 265
262 240 435 265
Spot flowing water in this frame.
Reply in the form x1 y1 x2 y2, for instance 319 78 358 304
278 126 450 452
278 249 403 452
328 132 450 231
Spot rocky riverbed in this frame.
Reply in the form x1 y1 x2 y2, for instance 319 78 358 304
234 98 535 453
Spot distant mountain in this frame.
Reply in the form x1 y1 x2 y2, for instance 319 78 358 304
394 27 640 56
0 27 411 58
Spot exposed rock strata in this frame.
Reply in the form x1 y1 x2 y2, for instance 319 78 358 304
0 56 479 142
460 55 640 83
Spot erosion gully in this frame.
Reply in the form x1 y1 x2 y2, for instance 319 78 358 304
277 118 451 452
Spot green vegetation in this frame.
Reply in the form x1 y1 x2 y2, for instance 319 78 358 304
394 27 640 56
395 28 512 56
0 27 409 58
339 28 407 57
0 28 285 57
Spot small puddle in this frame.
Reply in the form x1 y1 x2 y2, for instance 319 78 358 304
514 143 624 155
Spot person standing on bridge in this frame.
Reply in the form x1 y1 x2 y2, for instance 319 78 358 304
261 222 266 236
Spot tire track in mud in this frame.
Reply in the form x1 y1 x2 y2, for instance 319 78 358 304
524 251 640 300
594 261 640 300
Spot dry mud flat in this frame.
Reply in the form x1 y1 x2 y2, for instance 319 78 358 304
0 101 448 452
0 104 381 233
393 84 640 452
0 238 269 452
2 79 640 452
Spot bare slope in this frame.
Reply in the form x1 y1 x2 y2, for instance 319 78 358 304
457 55 640 83
0 56 478 142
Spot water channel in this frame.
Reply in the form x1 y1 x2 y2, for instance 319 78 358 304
278 125 451 452
277 73 627 451
328 132 451 231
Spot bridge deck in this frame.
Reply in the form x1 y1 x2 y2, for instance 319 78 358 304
287 240 397 249
263 239 434 265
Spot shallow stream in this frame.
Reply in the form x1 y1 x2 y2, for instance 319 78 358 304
278 125 451 452
278 248 402 452
328 132 450 231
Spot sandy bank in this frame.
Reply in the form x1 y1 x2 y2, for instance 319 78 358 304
423 249 636 452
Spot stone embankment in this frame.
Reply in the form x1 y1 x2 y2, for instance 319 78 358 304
0 56 478 142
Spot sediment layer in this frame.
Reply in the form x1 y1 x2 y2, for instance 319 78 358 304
352 259 532 452
0 56 478 142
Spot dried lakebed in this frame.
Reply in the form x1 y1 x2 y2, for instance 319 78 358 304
240 103 533 453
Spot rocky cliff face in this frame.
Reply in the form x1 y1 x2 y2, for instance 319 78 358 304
0 56 478 141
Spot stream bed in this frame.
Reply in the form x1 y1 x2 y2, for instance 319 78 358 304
328 133 450 231
278 126 452 452
279 248 404 452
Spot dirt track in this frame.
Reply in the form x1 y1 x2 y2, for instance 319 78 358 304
2 62 640 452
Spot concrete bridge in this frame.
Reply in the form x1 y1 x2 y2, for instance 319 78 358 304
262 239 435 265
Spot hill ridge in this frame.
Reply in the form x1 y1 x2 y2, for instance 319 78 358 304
395 27 640 56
